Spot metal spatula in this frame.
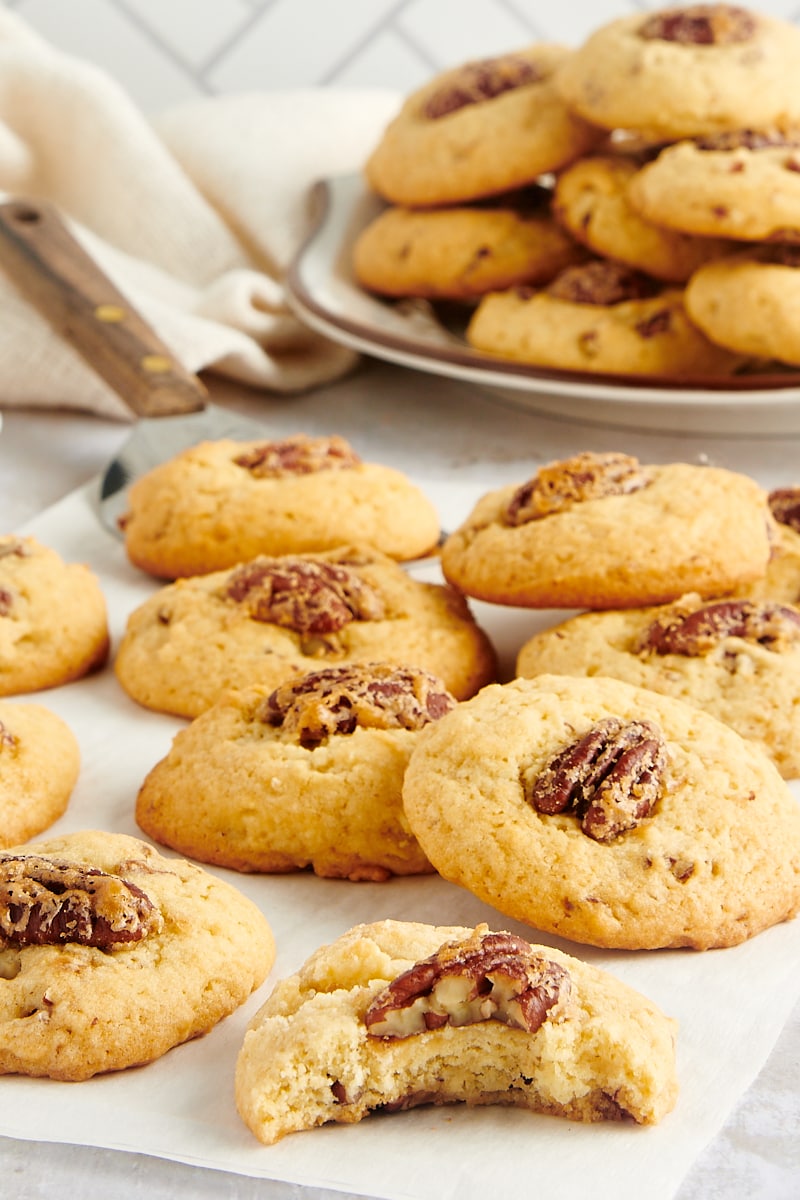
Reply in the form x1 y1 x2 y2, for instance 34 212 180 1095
0 197 269 535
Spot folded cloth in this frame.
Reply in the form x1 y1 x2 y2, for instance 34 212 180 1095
0 9 401 418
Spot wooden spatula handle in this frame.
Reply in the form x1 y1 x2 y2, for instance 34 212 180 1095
0 197 207 417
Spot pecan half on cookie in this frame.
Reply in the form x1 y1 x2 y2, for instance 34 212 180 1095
638 597 800 656
364 924 571 1038
769 486 800 533
638 4 757 45
222 557 385 634
506 450 652 525
261 662 456 747
232 434 361 478
423 53 543 119
525 717 669 842
0 853 163 949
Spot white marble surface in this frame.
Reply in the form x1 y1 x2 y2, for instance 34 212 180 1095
1 358 799 1198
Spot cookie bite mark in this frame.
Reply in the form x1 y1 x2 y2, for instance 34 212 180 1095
235 918 679 1143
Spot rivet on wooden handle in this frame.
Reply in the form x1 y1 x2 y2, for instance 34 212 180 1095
0 198 208 418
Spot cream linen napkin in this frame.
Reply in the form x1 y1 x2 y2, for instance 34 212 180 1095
0 8 401 419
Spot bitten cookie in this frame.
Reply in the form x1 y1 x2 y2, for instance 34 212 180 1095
465 260 744 378
136 663 455 879
352 194 586 300
121 434 441 579
685 245 800 366
115 546 496 718
0 701 80 846
401 675 800 950
627 131 800 242
440 451 771 609
0 535 109 695
365 45 603 207
0 830 275 1080
553 155 731 283
556 5 800 141
235 919 678 1144
516 593 800 778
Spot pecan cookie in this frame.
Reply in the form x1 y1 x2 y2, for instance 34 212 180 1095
440 451 771 609
627 131 800 242
136 663 455 879
121 434 441 579
364 45 603 207
0 700 80 846
235 919 678 1144
553 155 731 283
0 535 109 695
556 5 800 141
465 260 744 378
0 830 275 1080
401 675 800 950
516 592 800 778
353 193 586 301
115 545 496 718
685 245 800 366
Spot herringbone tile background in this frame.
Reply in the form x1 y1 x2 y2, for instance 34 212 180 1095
5 0 800 113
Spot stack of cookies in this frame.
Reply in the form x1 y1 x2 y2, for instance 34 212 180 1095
356 3 800 379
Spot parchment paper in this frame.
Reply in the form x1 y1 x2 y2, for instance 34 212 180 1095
2 478 799 1200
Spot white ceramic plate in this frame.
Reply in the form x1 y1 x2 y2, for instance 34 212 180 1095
286 174 800 435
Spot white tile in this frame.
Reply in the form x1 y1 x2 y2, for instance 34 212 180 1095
397 0 535 66
122 0 255 69
207 0 402 91
507 0 639 46
16 0 204 111
328 28 433 92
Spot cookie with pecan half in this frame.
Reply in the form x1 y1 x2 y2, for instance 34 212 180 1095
121 434 441 579
627 132 800 242
0 700 80 846
364 44 603 207
516 592 800 778
401 675 800 950
136 663 455 879
440 451 771 609
353 191 587 301
0 831 275 1080
685 245 800 366
0 535 108 695
553 155 731 283
556 6 800 141
236 919 678 1144
115 546 496 718
465 260 745 378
